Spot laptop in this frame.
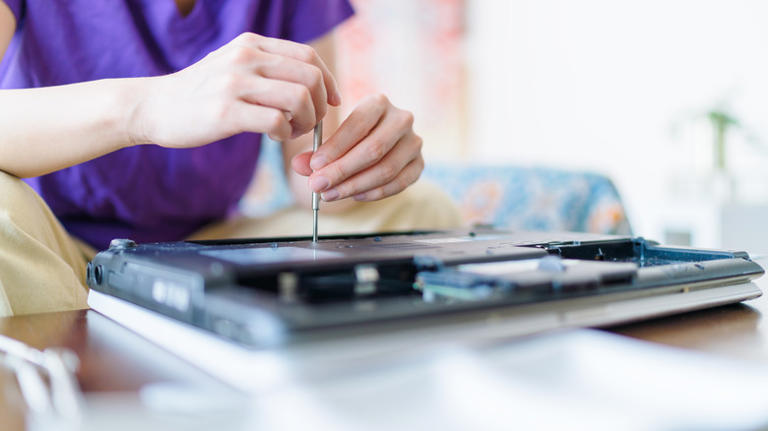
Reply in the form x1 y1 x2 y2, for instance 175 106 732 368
86 228 764 349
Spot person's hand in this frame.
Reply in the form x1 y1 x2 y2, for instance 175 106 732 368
129 32 340 148
291 94 424 202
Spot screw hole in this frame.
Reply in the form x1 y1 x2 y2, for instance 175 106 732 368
94 265 103 285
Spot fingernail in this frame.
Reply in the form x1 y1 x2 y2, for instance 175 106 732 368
310 155 327 170
353 193 367 201
322 189 340 202
309 176 330 192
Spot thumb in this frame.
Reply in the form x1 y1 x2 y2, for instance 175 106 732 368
291 150 314 176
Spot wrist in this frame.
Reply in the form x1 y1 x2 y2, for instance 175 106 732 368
120 76 157 149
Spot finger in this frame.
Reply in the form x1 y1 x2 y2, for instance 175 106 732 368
291 150 313 176
353 157 424 202
254 55 325 136
223 38 327 120
236 76 315 135
310 95 387 171
232 33 341 106
254 35 341 106
310 106 412 192
320 133 421 202
228 101 292 142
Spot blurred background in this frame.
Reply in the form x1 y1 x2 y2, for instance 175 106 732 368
332 0 768 251
247 0 768 252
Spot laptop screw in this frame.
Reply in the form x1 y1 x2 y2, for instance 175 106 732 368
209 262 224 276
93 265 104 285
278 273 298 303
109 238 137 250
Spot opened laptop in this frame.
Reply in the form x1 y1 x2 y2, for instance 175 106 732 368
87 228 764 349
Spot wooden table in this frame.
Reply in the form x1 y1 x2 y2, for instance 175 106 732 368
2 258 767 429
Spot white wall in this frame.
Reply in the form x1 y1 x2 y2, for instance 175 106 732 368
466 0 768 243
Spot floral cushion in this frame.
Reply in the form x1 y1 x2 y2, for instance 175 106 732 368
421 165 631 235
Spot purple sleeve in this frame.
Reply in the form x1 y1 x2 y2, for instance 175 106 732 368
1 0 23 22
288 0 354 43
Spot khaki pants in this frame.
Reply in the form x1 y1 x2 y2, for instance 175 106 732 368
0 171 462 316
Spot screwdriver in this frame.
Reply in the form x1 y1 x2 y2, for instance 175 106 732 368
312 121 322 243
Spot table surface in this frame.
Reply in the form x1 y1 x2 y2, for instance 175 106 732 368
2 258 768 429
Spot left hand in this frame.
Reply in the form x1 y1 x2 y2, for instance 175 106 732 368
291 94 424 202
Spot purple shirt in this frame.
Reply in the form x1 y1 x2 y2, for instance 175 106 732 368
0 0 353 249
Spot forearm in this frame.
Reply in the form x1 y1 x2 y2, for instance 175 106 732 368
0 78 147 178
1 30 343 180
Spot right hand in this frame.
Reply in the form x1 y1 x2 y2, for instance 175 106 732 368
128 32 341 148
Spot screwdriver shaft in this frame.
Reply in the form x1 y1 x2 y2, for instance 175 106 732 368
312 121 322 243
